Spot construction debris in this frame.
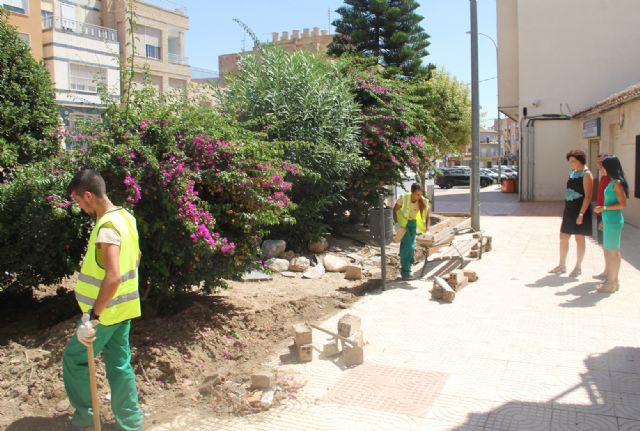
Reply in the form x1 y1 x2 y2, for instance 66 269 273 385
338 314 362 338
344 265 363 280
292 323 312 346
432 276 456 302
250 371 274 390
296 344 313 362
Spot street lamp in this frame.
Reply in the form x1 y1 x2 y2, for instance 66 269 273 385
468 1 480 231
466 30 502 184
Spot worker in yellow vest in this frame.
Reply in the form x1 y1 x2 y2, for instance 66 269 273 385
64 169 143 431
393 183 430 280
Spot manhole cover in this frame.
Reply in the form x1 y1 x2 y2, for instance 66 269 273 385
322 363 448 417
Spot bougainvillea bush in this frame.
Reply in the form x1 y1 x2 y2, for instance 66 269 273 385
0 87 297 303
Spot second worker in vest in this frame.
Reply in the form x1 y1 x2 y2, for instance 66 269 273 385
64 169 143 431
393 183 430 281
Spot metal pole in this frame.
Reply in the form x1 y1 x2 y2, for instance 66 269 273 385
497 112 502 183
470 0 480 231
379 194 387 290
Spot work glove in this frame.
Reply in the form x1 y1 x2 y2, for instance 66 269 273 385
76 312 99 346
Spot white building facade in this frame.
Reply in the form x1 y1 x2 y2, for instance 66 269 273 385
497 0 640 208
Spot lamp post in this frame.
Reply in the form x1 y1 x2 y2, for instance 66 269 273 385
469 0 480 231
466 31 501 184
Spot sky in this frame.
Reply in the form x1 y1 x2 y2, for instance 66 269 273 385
151 0 499 126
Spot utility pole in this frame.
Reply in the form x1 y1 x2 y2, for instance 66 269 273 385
469 0 481 230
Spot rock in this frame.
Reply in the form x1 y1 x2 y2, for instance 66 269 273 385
281 250 296 260
280 271 298 278
266 258 290 272
251 371 274 389
302 262 325 279
262 240 286 259
241 270 273 282
289 257 310 272
323 254 349 272
344 265 362 280
55 399 70 413
308 238 329 253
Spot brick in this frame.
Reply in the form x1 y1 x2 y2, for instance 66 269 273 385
322 339 340 357
344 265 363 280
338 314 362 338
430 285 443 300
342 344 364 367
347 330 364 348
448 269 465 285
292 323 312 346
450 276 468 292
250 371 273 389
463 269 478 282
296 343 313 362
434 276 455 302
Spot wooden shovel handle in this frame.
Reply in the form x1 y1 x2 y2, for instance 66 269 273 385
87 342 101 431
307 323 358 347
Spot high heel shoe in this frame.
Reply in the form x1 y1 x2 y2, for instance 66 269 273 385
569 268 582 278
549 266 566 274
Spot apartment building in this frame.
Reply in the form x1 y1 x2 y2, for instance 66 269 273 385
497 0 640 211
3 0 43 59
103 0 190 94
219 27 332 77
41 0 120 131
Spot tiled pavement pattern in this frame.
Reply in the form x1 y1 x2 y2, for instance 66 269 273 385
149 189 640 430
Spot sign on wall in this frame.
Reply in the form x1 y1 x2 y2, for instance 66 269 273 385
583 118 601 138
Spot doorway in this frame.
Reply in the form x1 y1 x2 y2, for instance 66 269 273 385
588 139 600 201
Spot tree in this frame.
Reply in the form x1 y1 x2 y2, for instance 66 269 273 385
403 69 471 188
328 0 432 77
0 12 59 181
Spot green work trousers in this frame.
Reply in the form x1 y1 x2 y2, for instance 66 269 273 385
63 319 143 431
400 219 417 277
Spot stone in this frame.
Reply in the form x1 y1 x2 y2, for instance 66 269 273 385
251 371 273 389
262 240 286 259
266 258 290 273
55 399 70 413
323 254 349 272
308 238 329 253
322 339 340 357
342 344 364 367
281 250 296 260
338 314 362 338
463 269 479 282
280 271 298 278
293 323 312 346
296 343 313 362
289 256 310 272
344 265 363 280
302 263 325 279
434 276 455 302
241 270 273 282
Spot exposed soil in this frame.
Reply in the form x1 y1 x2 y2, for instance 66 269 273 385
0 236 394 431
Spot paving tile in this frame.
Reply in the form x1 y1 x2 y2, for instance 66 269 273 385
611 371 640 396
615 392 640 421
619 418 640 431
550 410 618 431
322 363 448 417
483 403 553 431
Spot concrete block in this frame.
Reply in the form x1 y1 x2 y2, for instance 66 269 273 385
347 330 364 347
342 344 364 367
250 371 273 389
293 323 312 346
463 269 478 282
296 343 313 362
322 339 340 357
344 265 363 280
338 314 362 338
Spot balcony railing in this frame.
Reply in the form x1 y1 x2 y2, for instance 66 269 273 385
168 52 188 65
43 16 118 43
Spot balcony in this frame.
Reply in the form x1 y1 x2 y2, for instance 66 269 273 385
168 52 188 65
43 16 118 43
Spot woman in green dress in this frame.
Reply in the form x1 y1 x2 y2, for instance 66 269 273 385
594 155 628 293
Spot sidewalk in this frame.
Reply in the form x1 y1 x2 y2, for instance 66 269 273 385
149 193 640 431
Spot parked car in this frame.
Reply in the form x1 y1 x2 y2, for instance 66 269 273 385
436 167 495 189
490 167 517 179
481 168 499 181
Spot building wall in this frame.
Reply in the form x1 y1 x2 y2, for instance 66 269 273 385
578 103 640 226
5 0 44 59
219 27 332 77
498 0 640 201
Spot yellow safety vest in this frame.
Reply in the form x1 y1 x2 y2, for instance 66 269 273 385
75 208 141 326
396 194 429 235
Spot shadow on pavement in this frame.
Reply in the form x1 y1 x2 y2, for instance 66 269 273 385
556 282 609 308
453 347 640 430
525 274 574 289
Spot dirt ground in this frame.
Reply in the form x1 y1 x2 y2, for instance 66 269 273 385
0 234 404 431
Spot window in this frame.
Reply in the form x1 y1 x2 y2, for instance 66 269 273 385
41 10 53 29
2 0 27 14
17 32 30 46
135 25 161 60
69 64 105 94
60 3 76 31
635 135 640 199
145 44 160 59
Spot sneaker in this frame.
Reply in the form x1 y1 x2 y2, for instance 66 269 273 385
401 274 414 281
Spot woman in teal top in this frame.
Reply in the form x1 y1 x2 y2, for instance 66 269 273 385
594 156 628 293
